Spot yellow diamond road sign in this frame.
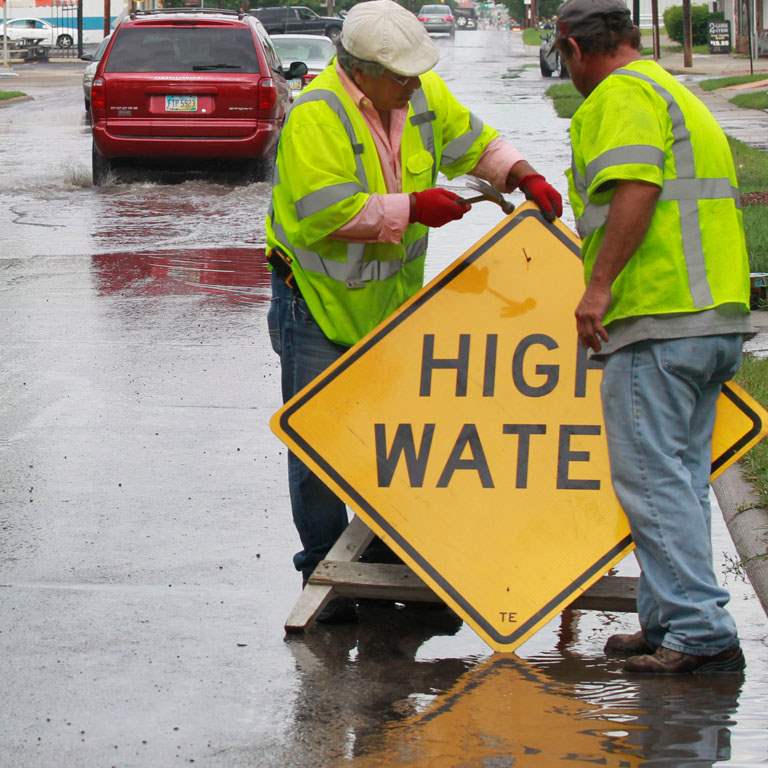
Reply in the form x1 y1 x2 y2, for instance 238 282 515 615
271 202 767 652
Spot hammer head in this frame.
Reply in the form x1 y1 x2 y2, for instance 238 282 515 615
466 178 515 215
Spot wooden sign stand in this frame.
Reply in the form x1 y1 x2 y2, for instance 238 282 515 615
284 516 638 634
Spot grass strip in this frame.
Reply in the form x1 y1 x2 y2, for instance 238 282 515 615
730 91 768 110
522 28 542 46
734 356 768 509
700 73 768 91
0 90 26 101
544 82 583 118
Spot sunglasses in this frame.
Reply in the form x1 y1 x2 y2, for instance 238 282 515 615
384 70 414 87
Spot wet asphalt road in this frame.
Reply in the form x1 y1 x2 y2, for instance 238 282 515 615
1 31 767 767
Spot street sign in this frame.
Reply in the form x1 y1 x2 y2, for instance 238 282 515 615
708 20 731 54
272 203 768 651
272 204 634 651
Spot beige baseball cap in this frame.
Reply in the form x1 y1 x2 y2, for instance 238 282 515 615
340 0 440 77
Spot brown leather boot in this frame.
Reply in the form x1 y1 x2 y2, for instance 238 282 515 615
623 645 746 674
604 630 656 656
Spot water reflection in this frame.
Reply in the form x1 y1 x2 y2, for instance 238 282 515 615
276 606 749 767
91 247 270 302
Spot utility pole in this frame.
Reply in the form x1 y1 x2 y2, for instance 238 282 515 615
682 0 693 67
103 0 110 36
651 0 660 59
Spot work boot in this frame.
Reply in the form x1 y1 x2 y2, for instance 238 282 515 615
604 630 656 656
623 645 746 674
316 597 358 625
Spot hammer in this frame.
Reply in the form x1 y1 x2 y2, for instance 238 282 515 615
461 177 515 215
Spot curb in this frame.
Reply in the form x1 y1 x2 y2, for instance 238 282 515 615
714 463 768 617
0 94 33 108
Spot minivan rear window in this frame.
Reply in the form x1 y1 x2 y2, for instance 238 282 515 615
105 26 260 73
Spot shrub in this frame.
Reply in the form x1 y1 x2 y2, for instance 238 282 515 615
663 4 724 45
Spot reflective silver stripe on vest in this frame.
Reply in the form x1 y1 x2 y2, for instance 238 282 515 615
409 88 437 182
295 181 364 220
585 144 665 189
660 178 741 206
442 112 484 166
291 89 369 188
612 67 714 306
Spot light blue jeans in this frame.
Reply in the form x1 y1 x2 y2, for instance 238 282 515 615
601 334 743 656
267 273 349 582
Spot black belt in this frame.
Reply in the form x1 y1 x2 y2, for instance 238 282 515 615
267 247 300 294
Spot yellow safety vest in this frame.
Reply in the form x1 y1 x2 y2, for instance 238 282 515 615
566 60 750 324
266 66 498 346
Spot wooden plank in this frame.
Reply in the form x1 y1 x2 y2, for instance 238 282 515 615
284 516 375 633
310 561 639 613
571 575 637 613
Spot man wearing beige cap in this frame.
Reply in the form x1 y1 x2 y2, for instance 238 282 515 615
266 0 561 621
555 0 751 672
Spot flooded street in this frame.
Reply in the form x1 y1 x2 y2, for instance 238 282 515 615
1 30 767 767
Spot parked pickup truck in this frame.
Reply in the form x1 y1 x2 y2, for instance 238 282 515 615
250 6 343 41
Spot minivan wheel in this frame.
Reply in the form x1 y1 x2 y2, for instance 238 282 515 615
57 33 74 48
92 141 112 186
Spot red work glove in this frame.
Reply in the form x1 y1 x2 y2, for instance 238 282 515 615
409 188 471 228
518 174 563 222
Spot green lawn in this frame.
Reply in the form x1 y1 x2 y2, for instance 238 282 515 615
734 356 768 509
544 82 582 118
522 28 542 46
730 91 768 110
0 90 25 101
700 73 768 91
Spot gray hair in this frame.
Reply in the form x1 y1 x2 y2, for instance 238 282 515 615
335 41 385 78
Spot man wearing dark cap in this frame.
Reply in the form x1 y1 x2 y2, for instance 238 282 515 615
555 0 752 673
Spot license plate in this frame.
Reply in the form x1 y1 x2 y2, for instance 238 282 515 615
289 78 303 92
165 95 198 112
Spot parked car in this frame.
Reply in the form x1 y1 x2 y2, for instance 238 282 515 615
81 34 111 113
453 7 477 30
417 5 456 36
539 31 569 78
269 34 334 95
249 6 343 41
89 9 305 185
0 17 79 48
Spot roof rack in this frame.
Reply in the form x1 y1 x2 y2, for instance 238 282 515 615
129 8 245 20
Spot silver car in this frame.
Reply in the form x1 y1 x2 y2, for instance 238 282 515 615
81 34 111 113
417 5 455 37
539 31 569 79
269 33 335 95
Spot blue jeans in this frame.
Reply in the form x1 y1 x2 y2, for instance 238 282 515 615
267 273 349 582
601 335 743 655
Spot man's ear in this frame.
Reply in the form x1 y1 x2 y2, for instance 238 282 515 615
565 36 582 62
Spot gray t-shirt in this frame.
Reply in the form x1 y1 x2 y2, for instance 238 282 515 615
595 303 753 358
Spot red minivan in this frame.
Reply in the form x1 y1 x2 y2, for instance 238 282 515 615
90 9 305 185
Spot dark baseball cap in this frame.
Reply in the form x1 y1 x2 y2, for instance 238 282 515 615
556 0 632 38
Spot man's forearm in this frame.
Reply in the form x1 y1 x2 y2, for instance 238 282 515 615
574 180 660 352
588 181 660 289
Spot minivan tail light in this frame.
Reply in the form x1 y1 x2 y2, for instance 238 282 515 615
258 77 277 114
91 77 106 121
302 72 317 87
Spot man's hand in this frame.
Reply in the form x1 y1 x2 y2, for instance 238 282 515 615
518 174 563 222
575 282 611 353
410 188 471 228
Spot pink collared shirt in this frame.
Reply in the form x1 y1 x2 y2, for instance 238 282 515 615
332 62 523 244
